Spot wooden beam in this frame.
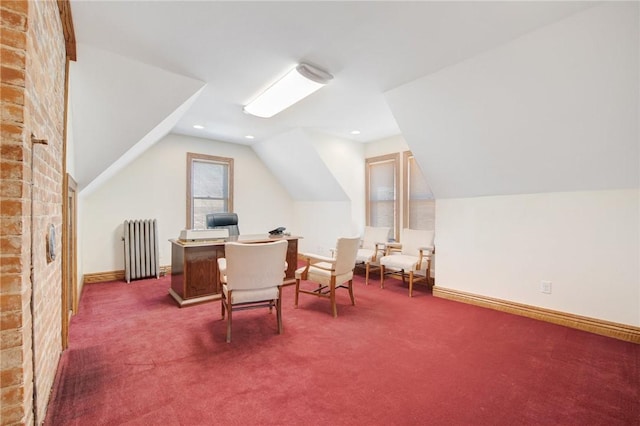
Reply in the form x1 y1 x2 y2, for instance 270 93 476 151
57 0 76 61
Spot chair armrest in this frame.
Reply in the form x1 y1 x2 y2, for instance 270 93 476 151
371 242 387 261
384 242 402 255
415 247 435 270
299 252 336 264
298 253 336 279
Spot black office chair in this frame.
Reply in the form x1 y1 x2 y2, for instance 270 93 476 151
206 213 240 236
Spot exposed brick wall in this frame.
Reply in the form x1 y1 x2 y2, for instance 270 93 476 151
1 1 66 424
1 1 31 423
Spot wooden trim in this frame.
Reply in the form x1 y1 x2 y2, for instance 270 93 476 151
83 271 125 284
365 153 400 241
402 151 409 230
84 266 171 284
71 196 78 314
169 288 220 307
433 286 640 344
61 53 75 349
402 150 436 232
56 0 76 61
61 174 77 349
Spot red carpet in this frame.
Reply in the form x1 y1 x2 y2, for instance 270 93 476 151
45 273 639 425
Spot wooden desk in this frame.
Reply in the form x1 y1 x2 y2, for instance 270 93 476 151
169 234 300 307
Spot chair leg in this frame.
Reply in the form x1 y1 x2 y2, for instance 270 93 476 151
276 297 283 334
226 306 232 343
380 265 385 288
348 279 355 306
408 271 414 298
221 296 226 319
294 279 300 308
330 281 337 318
365 263 370 285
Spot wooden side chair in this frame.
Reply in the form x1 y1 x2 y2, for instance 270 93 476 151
217 239 288 342
379 229 435 297
294 236 360 317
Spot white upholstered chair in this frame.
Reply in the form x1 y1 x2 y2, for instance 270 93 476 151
218 253 287 288
355 226 391 285
379 229 435 297
295 236 360 318
217 240 288 343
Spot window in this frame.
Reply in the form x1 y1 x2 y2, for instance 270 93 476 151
186 153 234 229
365 153 400 241
403 151 434 231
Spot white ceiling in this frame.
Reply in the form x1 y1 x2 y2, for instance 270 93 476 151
70 1 595 146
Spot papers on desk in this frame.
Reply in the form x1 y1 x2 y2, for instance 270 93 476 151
179 229 229 242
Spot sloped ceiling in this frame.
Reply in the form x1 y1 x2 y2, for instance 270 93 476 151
68 1 629 202
69 1 594 146
385 3 639 199
69 44 205 192
252 129 349 201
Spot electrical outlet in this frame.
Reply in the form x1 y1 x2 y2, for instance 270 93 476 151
540 280 552 294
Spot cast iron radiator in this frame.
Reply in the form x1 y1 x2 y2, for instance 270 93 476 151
123 219 159 283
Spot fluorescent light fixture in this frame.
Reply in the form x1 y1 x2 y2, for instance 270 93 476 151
245 135 255 140
350 130 361 135
243 63 333 118
193 124 204 129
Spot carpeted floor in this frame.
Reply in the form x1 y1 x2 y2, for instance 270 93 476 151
44 273 639 425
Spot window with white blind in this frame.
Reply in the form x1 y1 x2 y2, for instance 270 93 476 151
365 153 400 241
403 151 435 231
186 153 234 229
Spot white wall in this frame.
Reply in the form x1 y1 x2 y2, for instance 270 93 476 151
364 135 408 158
293 132 366 255
74 3 640 328
253 129 366 255
307 130 366 236
292 202 356 256
79 129 366 272
381 4 640 327
81 133 293 274
252 129 348 201
436 190 639 326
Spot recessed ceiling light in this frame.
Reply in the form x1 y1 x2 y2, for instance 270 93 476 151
193 124 204 129
350 130 361 135
245 135 255 139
